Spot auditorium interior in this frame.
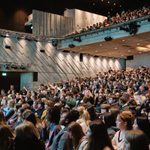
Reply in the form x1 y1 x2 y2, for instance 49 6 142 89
0 0 150 150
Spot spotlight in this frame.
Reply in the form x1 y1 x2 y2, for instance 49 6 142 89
11 64 18 69
5 64 11 70
104 36 112 41
73 37 82 42
20 65 26 70
52 39 58 47
68 44 75 48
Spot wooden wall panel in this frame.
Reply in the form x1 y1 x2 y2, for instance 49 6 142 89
32 10 74 37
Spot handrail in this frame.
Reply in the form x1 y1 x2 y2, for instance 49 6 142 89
63 15 150 39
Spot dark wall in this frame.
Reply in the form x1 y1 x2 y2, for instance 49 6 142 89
0 72 20 92
0 7 31 32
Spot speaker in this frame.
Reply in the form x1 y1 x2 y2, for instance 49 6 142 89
40 49 45 53
33 72 38 81
80 53 83 62
5 45 11 49
127 55 134 60
104 36 112 41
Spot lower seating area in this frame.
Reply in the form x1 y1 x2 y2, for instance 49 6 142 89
0 66 150 150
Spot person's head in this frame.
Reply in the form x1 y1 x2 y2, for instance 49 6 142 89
133 115 150 138
125 130 149 150
61 110 79 126
116 111 134 130
68 122 84 148
22 109 37 126
15 121 41 150
86 119 114 150
87 105 97 121
47 106 61 124
103 112 116 128
0 125 14 150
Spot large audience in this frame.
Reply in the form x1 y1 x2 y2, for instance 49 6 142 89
66 6 150 36
0 66 150 150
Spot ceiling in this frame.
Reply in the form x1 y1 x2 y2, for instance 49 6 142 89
1 0 149 16
64 32 150 58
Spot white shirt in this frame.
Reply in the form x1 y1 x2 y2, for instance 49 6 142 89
112 130 126 150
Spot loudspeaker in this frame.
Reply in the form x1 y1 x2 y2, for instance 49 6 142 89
127 55 134 60
33 72 38 81
80 53 83 62
40 49 45 53
104 36 112 41
5 45 11 49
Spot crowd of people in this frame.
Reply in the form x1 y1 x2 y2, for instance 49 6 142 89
0 66 150 150
66 6 150 36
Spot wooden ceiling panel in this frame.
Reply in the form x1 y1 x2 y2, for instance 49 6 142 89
65 32 150 58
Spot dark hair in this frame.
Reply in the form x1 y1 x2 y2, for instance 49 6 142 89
125 130 149 150
136 116 150 138
86 119 114 150
104 112 116 128
15 122 45 150
64 110 79 126
0 125 14 150
0 111 6 124
68 122 84 148
47 106 61 124
22 110 36 125
87 105 97 121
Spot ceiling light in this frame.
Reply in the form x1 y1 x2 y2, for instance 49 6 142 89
146 44 150 48
136 46 150 52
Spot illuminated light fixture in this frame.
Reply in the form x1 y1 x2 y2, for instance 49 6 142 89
6 33 9 37
2 72 7 76
146 44 150 48
136 46 150 52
